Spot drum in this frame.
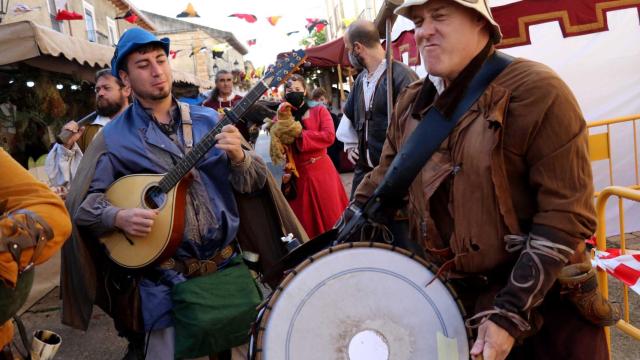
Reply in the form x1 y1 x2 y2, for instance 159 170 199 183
250 242 471 360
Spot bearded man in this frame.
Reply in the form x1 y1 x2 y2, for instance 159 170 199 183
45 69 131 193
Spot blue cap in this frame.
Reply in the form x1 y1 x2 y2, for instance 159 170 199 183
110 28 170 79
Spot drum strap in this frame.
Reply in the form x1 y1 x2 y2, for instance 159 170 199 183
362 51 514 219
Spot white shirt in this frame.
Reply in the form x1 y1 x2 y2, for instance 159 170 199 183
337 60 387 167
336 114 358 151
363 59 387 110
428 74 446 95
361 60 387 167
44 115 111 187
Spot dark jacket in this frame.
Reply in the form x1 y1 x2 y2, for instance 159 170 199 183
343 60 417 170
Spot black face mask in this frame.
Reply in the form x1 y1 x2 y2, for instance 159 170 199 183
348 50 364 70
284 91 305 108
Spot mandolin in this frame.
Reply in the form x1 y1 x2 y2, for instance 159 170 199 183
99 50 306 269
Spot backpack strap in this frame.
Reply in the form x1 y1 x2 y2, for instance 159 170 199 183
0 210 53 270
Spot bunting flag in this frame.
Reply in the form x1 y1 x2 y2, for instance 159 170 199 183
55 9 83 21
211 50 224 59
169 50 182 59
305 18 328 33
343 17 356 27
177 3 200 18
266 16 282 26
593 248 640 295
286 30 299 36
229 13 257 23
115 9 138 24
188 46 208 57
254 65 265 78
247 39 256 46
13 4 40 14
212 44 228 52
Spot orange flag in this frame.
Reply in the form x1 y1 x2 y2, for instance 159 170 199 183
177 3 199 17
267 16 281 26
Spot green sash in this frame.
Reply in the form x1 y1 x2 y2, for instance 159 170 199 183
0 268 34 324
172 256 261 358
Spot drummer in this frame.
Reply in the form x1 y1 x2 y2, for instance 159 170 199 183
348 0 617 359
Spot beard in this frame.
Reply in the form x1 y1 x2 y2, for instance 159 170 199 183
96 96 125 117
135 86 172 102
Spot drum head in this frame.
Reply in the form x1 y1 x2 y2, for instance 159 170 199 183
257 243 469 360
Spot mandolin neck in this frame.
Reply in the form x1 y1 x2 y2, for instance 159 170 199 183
157 80 268 193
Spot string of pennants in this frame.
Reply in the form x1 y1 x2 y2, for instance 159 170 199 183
229 17 328 47
13 1 139 23
175 3 341 48
168 45 242 59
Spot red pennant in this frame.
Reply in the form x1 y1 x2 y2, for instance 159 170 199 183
229 13 257 23
124 14 138 24
305 18 328 33
55 9 83 21
115 10 137 24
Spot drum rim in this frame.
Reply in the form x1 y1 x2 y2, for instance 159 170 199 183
252 241 473 359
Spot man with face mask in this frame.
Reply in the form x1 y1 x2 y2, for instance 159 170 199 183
44 69 131 195
338 20 417 197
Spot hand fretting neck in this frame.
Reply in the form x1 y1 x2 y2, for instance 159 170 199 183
157 81 267 192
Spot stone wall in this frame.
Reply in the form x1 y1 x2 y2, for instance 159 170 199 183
3 0 138 47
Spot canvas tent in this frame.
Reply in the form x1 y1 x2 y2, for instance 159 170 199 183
0 20 212 88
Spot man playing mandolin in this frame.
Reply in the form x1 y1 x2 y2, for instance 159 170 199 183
61 28 284 360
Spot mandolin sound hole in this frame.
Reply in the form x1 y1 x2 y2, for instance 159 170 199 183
144 185 166 210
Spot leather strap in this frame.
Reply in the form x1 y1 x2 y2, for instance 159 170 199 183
160 244 235 278
179 102 193 153
0 210 54 269
364 52 514 218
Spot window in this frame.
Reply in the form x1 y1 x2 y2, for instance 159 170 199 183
46 0 64 32
83 1 97 42
106 17 118 46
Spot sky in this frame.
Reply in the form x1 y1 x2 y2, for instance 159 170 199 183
129 0 327 67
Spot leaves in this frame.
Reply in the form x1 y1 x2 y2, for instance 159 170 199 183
299 28 327 48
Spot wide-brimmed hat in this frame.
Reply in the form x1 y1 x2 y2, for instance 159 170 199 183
111 28 170 79
395 0 502 44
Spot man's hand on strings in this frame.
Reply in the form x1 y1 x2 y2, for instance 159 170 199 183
115 208 158 237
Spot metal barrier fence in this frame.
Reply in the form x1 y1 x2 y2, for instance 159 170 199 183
595 186 640 353
587 114 640 196
588 115 640 355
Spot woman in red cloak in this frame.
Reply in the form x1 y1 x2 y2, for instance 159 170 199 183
272 74 348 238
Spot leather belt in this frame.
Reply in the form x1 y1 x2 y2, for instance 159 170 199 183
300 155 324 166
159 244 235 279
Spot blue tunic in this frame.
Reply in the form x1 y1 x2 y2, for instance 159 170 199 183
87 99 243 331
